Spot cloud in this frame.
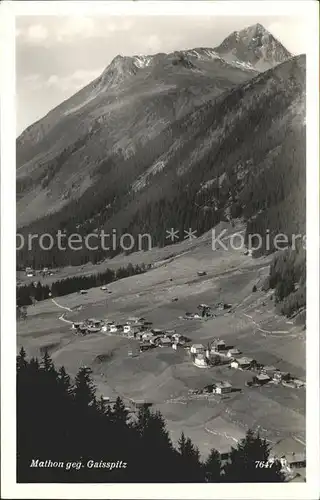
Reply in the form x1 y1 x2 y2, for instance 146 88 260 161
56 17 96 42
26 24 49 43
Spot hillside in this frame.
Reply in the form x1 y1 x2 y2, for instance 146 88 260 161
16 24 304 271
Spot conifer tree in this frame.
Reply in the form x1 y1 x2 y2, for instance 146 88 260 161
223 429 284 482
204 448 221 482
178 432 204 482
41 349 56 374
111 396 129 426
17 346 27 371
72 366 96 408
57 366 71 394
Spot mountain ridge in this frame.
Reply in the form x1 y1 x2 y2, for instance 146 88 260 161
16 24 305 274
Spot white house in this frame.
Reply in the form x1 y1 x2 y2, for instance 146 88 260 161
194 354 208 367
110 325 118 333
71 322 83 330
227 348 241 358
191 344 205 354
230 357 255 370
123 325 131 334
215 381 232 394
172 333 181 342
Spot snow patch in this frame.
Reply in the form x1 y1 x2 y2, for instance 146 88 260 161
133 55 153 68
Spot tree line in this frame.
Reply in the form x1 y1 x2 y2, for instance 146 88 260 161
17 348 284 483
16 262 149 307
268 246 306 318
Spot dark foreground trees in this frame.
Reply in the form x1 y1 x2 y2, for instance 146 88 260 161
17 348 284 483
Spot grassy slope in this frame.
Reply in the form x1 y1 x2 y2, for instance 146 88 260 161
17 225 305 459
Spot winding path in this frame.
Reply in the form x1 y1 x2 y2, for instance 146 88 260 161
51 298 72 312
242 313 289 336
58 313 73 324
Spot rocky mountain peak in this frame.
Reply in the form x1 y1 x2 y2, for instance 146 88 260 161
214 23 292 70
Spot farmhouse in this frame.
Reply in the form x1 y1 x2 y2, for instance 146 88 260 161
198 303 210 310
227 348 241 358
127 316 139 323
72 322 84 330
273 371 291 383
166 329 176 335
142 331 154 341
143 321 153 327
151 328 164 335
270 437 306 471
93 320 103 328
139 342 153 352
159 336 172 347
86 326 101 334
261 365 278 377
215 381 232 394
109 324 119 333
194 353 208 367
197 271 207 277
230 357 255 370
211 339 226 352
253 373 271 385
292 379 305 388
191 344 205 354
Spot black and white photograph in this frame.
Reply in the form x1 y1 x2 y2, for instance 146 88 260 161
0 1 319 498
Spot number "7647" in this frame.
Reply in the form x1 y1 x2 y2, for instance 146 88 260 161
255 460 275 468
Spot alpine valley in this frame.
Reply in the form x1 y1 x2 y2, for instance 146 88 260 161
17 23 306 314
16 23 307 479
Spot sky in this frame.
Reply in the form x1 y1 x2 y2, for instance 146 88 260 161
16 15 308 135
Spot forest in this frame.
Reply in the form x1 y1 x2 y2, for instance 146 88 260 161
16 262 149 307
17 348 284 483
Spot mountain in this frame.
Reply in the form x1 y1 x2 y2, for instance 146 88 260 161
214 23 292 71
16 25 304 271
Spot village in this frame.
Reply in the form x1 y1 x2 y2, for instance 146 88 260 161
17 258 306 482
70 301 306 396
